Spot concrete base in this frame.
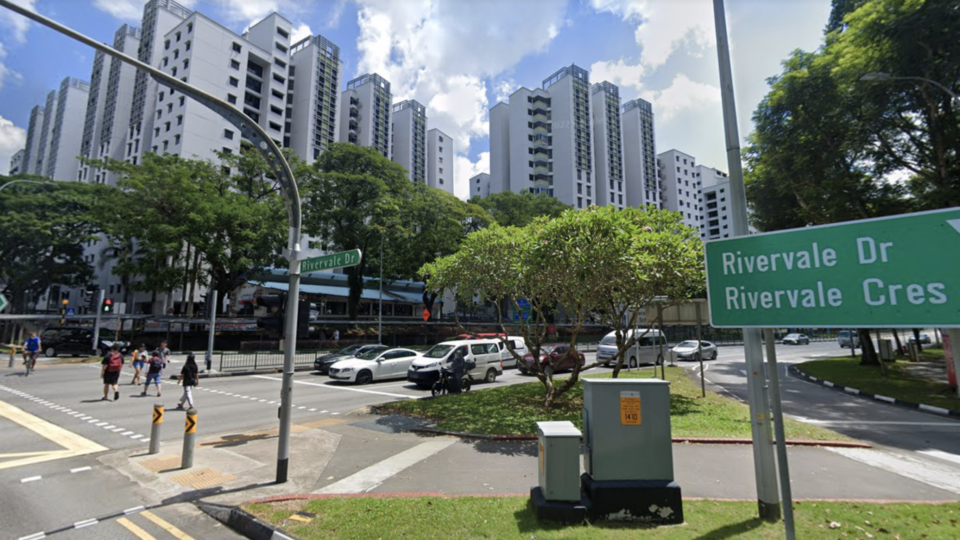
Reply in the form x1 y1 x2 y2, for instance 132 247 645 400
530 486 590 523
581 473 683 524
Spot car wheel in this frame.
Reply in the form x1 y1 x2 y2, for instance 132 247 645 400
355 370 373 385
628 356 637 368
693 353 701 362
710 350 718 360
44 347 57 357
484 369 497 383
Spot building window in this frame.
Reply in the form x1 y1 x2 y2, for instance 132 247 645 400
227 94 237 104
232 42 242 53
231 59 240 70
440 178 444 185
229 77 239 87
164 39 170 50
222 147 233 154
174 134 180 145
179 96 185 107
176 115 182 126
185 40 191 51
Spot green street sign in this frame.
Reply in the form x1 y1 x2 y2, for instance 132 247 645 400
705 208 960 328
300 249 362 273
0 293 7 313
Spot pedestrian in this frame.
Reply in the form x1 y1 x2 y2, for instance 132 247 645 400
130 344 148 385
176 353 199 410
155 340 171 365
23 332 41 374
450 348 465 394
141 351 165 397
319 329 327 343
333 329 339 343
101 345 124 401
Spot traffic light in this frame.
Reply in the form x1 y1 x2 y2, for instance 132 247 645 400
256 294 286 336
297 300 310 341
102 298 113 313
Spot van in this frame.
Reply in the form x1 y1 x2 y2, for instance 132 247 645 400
452 333 529 368
596 328 666 368
838 330 860 349
407 339 504 388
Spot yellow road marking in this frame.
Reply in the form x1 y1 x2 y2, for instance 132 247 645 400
117 517 159 540
0 450 60 459
0 399 107 471
141 511 196 540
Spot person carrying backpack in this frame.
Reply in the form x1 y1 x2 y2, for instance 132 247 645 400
176 353 199 410
100 345 124 401
24 332 41 374
141 351 165 397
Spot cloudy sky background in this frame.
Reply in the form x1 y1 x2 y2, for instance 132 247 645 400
0 0 832 198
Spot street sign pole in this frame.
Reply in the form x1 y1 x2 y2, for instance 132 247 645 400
92 289 104 355
713 0 781 521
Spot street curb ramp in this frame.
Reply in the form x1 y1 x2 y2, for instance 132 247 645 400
196 502 298 540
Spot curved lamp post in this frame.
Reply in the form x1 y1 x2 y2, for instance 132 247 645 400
0 179 54 193
0 0 302 483
860 72 960 105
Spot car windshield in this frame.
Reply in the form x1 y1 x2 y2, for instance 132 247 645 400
677 341 699 348
785 334 801 338
538 345 555 354
337 345 361 355
599 335 618 345
422 344 454 359
355 349 384 360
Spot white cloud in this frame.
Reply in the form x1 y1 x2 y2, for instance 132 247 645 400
0 42 20 93
588 0 714 69
0 114 26 176
352 0 567 197
0 0 37 43
589 58 645 93
289 22 312 45
494 79 516 104
92 0 163 21
454 151 489 200
211 0 301 26
640 73 719 121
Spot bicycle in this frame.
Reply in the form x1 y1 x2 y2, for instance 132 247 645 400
431 368 472 397
24 352 37 376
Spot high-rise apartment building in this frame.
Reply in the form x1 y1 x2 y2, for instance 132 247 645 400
339 73 391 158
657 149 701 230
44 77 91 181
20 106 44 176
390 100 426 183
288 33 341 163
543 65 593 208
469 172 491 198
426 128 452 194
621 98 660 208
8 149 23 176
697 165 733 240
32 91 58 177
591 81 625 209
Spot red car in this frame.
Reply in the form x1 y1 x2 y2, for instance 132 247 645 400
519 344 585 375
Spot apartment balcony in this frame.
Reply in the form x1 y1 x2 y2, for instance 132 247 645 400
533 165 551 175
532 126 550 136
532 113 550 123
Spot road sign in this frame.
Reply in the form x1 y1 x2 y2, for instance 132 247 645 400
65 307 75 316
705 208 960 328
0 293 7 312
422 308 430 321
300 249 362 273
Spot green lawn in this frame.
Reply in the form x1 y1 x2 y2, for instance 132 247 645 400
799 355 959 412
375 367 851 441
245 497 960 540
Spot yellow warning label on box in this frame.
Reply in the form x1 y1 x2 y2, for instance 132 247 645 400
538 442 544 473
620 391 641 425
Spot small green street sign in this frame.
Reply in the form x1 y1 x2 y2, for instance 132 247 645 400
0 293 7 313
300 249 362 273
705 208 960 328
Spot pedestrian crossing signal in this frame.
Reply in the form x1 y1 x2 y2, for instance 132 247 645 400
102 298 113 313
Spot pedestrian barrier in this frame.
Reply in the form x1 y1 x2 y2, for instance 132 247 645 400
182 407 197 469
149 403 163 455
217 350 321 372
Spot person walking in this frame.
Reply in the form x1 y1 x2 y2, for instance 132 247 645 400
175 353 199 410
156 341 171 365
130 344 148 385
101 345 124 401
449 348 466 394
333 329 339 343
141 351 165 397
23 332 41 375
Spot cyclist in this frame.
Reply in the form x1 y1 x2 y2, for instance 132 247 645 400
449 349 466 394
23 332 41 375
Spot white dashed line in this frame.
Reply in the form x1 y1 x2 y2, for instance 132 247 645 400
124 505 145 514
74 518 98 529
20 476 42 483
70 466 92 474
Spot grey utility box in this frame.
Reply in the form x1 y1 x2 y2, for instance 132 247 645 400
537 421 582 502
582 379 674 482
878 339 894 361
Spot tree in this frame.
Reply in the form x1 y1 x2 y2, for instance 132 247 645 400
0 176 108 312
422 205 705 408
468 190 570 228
301 143 411 320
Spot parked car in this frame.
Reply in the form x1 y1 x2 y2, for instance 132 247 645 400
407 339 504 388
39 326 128 357
314 344 388 374
838 330 859 349
908 333 932 344
596 329 666 368
782 333 810 345
518 344 585 375
327 348 421 384
671 340 718 361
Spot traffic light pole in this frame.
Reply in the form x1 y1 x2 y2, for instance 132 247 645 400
92 289 104 355
0 0 303 484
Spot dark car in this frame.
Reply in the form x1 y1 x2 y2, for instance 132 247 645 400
39 326 128 357
314 344 388 374
518 344 585 375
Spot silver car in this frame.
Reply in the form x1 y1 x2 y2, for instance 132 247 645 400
671 340 717 361
782 333 810 345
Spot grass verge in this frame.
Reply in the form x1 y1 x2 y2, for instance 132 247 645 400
245 497 960 540
375 367 850 441
799 355 959 412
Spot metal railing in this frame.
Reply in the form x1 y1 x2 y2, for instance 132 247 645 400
218 350 321 371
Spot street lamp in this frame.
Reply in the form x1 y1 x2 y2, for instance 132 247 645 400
860 72 960 105
0 179 54 193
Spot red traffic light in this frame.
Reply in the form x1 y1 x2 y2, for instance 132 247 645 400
103 298 113 313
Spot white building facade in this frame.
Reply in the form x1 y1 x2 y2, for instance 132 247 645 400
426 128 453 194
590 81 625 209
288 33 341 164
697 165 733 240
621 98 660 208
390 100 426 183
339 73 391 158
8 149 23 176
657 149 701 230
468 172 491 198
41 77 91 182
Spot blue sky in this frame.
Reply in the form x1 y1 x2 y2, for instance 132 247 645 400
0 0 832 198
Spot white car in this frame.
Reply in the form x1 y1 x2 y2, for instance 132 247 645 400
671 340 718 361
328 348 421 384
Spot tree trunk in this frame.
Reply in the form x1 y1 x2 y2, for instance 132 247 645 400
893 329 904 356
186 250 201 317
346 264 364 320
858 328 879 365
181 243 192 317
912 328 924 352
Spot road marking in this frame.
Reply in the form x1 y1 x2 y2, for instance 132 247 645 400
20 476 42 483
117 517 158 540
795 419 959 427
919 449 960 466
141 510 196 540
124 505 146 514
70 466 92 473
18 533 45 540
0 400 107 471
315 439 457 494
255 375 417 399
74 518 98 529
827 447 960 495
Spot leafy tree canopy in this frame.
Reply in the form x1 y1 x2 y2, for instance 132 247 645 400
468 190 571 228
